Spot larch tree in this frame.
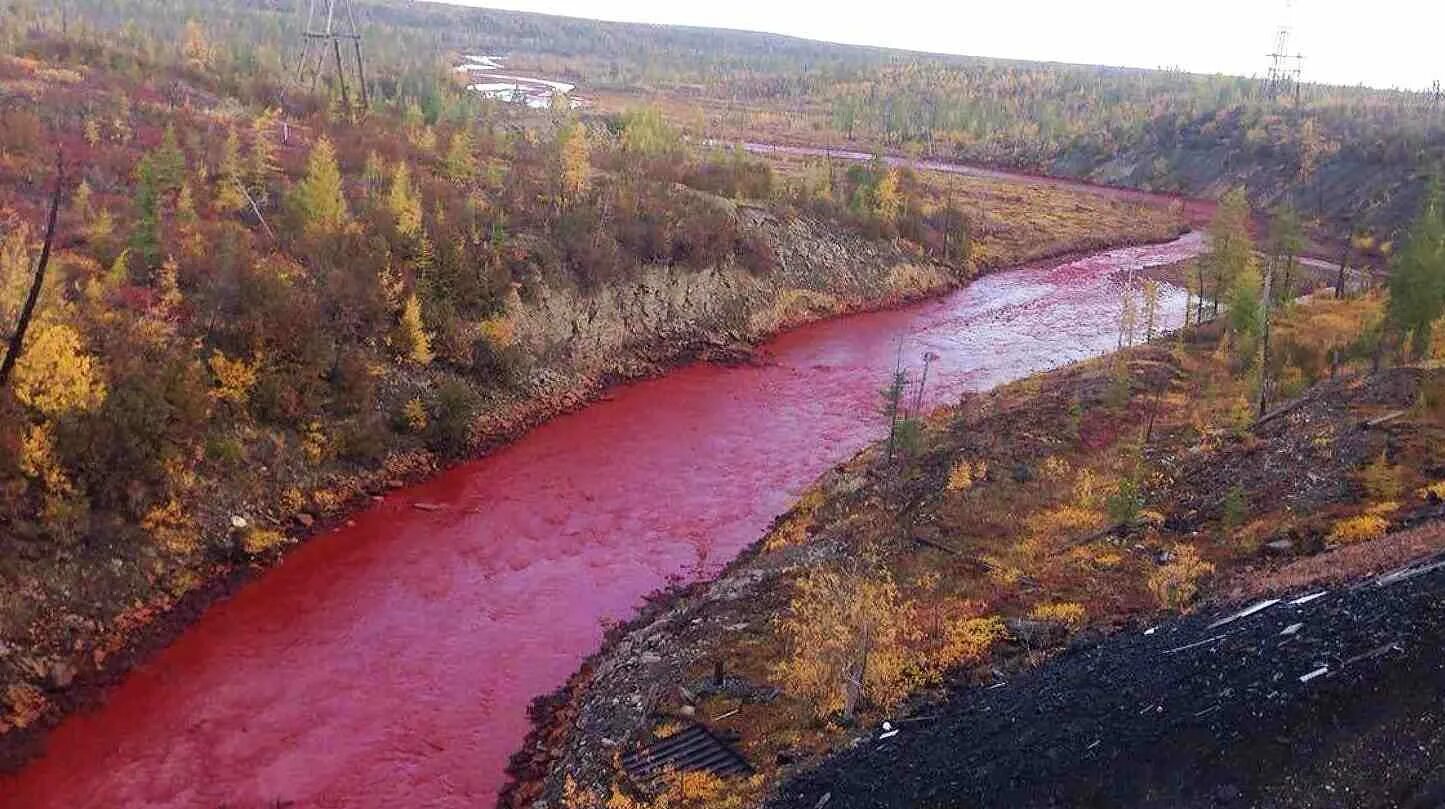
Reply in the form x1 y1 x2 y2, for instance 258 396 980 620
393 293 433 365
874 168 902 225
557 122 590 204
387 162 424 239
441 128 477 184
248 108 281 204
1267 204 1304 305
292 136 347 235
1203 187 1252 319
1387 180 1445 359
213 127 246 213
1117 283 1139 349
1141 278 1161 341
362 150 386 196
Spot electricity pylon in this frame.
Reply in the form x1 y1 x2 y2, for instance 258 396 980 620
296 0 369 110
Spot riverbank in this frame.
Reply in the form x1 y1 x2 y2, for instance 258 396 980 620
0 195 1184 786
505 293 1445 809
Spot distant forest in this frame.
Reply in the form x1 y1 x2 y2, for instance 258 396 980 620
4 0 1444 233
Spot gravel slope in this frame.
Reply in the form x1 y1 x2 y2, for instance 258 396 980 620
769 549 1445 809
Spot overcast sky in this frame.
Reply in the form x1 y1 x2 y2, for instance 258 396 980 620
435 0 1442 91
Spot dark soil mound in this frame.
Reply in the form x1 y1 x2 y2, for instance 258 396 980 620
769 554 1445 809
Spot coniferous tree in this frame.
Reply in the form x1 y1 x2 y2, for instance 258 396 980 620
1387 181 1445 359
291 136 347 235
213 128 246 213
1203 188 1252 318
441 129 476 184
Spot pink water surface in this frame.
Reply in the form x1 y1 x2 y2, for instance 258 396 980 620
0 233 1204 809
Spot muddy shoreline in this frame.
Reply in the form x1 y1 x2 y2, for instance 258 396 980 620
0 225 1187 778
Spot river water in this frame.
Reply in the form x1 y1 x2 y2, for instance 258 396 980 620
1 233 1206 808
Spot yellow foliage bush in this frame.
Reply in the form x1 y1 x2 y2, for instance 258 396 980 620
652 720 685 739
1072 468 1105 509
983 556 1024 586
243 527 288 555
280 487 306 513
1147 545 1215 610
18 422 70 493
208 350 259 405
773 564 912 716
1071 544 1123 569
762 489 823 552
2 684 47 731
932 615 1006 670
947 459 987 492
142 497 197 554
13 323 106 416
311 487 343 515
1360 451 1405 501
1327 514 1388 546
1421 480 1445 501
1029 601 1087 628
402 398 429 433
478 315 517 349
1025 505 1105 541
301 421 330 464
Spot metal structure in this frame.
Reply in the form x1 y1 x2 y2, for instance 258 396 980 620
621 724 751 790
1264 2 1304 104
296 0 369 110
1265 26 1304 101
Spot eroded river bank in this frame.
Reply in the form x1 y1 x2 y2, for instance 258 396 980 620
1 234 1204 809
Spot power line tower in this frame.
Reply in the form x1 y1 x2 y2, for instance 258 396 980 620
296 0 369 111
1264 0 1304 106
1265 25 1304 104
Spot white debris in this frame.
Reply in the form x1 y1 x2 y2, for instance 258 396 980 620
1375 560 1445 588
230 515 248 529
1207 598 1282 630
1289 591 1328 606
1163 632 1232 655
879 721 899 740
1143 626 1158 635
1280 623 1304 636
1299 667 1329 683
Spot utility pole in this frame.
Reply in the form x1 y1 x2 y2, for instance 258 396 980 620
296 0 369 111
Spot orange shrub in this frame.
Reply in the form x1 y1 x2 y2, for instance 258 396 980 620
1328 514 1389 546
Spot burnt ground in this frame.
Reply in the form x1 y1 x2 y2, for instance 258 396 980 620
768 551 1445 809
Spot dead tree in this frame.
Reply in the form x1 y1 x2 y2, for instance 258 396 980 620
0 155 64 391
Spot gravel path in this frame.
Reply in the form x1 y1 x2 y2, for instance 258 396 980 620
769 551 1445 809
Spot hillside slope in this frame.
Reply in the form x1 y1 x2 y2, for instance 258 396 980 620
505 298 1445 808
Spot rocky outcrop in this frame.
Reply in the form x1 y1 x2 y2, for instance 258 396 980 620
512 207 956 379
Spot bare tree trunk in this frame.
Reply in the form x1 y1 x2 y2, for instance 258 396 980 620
1255 262 1274 418
842 620 873 722
1335 240 1350 299
0 155 63 391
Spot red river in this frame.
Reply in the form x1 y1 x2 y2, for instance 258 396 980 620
2 232 1206 808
